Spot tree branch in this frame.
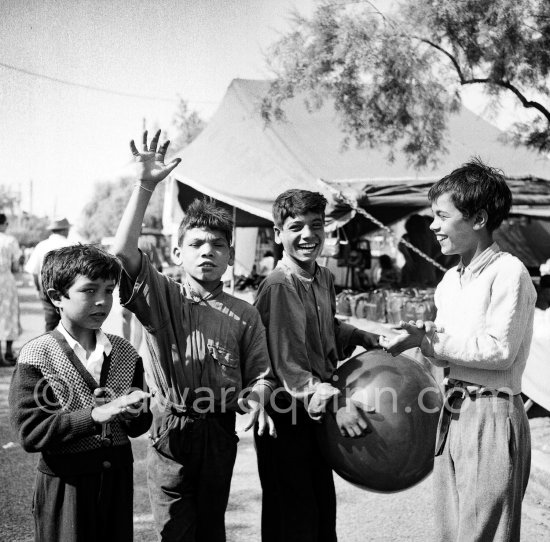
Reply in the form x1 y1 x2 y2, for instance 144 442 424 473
413 36 550 122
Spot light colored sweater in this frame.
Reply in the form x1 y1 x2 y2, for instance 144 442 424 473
421 243 536 394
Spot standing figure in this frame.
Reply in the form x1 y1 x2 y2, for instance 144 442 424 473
10 244 152 542
382 158 536 542
253 189 380 542
113 130 276 542
24 217 73 331
0 213 21 365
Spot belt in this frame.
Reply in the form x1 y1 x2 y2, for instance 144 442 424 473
155 393 234 420
434 379 512 456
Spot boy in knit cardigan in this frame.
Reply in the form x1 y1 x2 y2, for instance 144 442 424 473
382 158 536 542
10 244 152 542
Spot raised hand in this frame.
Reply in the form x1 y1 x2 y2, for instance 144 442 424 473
130 129 181 185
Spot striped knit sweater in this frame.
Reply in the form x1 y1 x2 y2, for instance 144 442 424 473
9 331 152 460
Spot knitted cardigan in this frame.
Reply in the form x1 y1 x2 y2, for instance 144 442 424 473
9 331 152 474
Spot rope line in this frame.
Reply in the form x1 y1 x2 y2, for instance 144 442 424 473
318 178 448 273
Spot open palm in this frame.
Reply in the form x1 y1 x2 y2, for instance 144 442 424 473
130 129 181 185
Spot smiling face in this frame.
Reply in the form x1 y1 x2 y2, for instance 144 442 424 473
430 192 480 261
173 227 234 289
275 212 325 274
49 274 116 336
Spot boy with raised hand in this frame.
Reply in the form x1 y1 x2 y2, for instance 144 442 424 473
381 158 536 542
253 189 379 542
113 130 276 542
10 244 152 542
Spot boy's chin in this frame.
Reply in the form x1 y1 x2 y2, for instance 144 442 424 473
189 271 225 285
287 250 319 264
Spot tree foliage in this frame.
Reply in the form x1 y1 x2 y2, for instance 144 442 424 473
262 0 550 168
167 95 206 156
79 98 205 242
79 177 166 243
8 214 50 248
0 185 20 215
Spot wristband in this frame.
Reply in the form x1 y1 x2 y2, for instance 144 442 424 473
134 182 154 194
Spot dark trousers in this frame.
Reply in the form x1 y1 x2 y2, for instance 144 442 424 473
254 405 337 542
147 412 238 542
33 466 133 542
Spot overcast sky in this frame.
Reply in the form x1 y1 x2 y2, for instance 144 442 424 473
0 0 316 223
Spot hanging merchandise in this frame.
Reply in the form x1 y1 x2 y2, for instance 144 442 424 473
321 230 342 258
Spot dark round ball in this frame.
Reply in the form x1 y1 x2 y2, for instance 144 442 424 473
317 349 443 492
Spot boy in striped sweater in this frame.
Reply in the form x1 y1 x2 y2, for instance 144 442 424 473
10 244 152 542
382 158 536 542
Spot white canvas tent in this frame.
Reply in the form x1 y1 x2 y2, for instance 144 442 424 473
165 78 550 235
163 79 550 408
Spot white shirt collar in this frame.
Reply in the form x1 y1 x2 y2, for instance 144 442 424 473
57 323 112 382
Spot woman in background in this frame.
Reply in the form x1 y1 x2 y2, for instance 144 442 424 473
0 213 21 365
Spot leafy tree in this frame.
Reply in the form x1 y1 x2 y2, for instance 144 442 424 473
262 0 550 168
167 95 206 156
0 185 20 215
79 98 204 242
80 176 166 243
8 213 50 248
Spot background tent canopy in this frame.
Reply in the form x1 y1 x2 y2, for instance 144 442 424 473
168 78 550 234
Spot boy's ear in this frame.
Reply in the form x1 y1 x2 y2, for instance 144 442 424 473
473 209 489 230
228 246 235 267
47 288 64 308
172 246 183 266
273 226 282 245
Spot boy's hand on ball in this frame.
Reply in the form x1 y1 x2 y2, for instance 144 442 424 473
335 397 369 438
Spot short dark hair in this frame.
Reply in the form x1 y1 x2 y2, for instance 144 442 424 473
42 244 121 295
177 199 234 246
272 189 327 228
428 157 512 232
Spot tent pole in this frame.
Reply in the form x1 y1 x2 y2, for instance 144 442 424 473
231 206 237 294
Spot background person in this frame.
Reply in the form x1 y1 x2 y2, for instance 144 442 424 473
0 213 21 365
24 217 73 331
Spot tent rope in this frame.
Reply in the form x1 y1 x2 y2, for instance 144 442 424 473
318 179 448 273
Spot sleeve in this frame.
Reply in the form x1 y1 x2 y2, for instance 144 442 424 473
9 362 99 453
119 251 177 331
255 281 321 402
238 308 276 395
421 264 536 370
121 357 153 438
24 243 42 276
